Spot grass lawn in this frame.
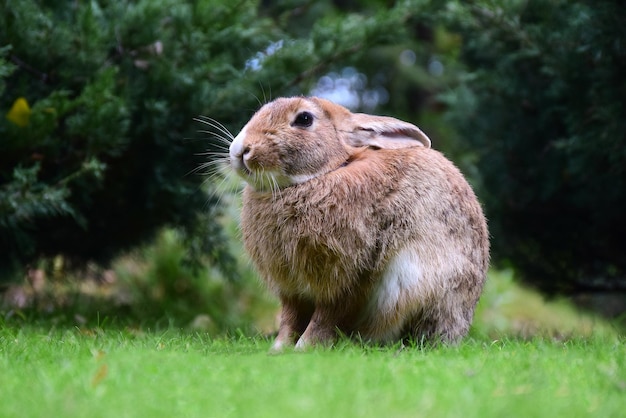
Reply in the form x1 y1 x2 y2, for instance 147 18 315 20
1 269 624 417
0 324 624 418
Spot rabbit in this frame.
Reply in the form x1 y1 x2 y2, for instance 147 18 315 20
227 96 489 352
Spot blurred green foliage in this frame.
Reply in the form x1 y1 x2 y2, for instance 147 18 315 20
1 0 267 279
440 0 626 293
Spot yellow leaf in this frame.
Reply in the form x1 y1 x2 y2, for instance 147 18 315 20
6 97 32 127
91 363 109 387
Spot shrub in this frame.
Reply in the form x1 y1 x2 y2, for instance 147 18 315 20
0 0 265 279
442 0 626 293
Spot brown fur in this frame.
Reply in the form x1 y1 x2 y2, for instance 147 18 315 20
229 97 489 351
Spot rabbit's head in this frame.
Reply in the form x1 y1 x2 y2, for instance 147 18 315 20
229 97 431 191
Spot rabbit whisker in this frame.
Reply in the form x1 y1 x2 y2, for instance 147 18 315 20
195 117 236 141
186 157 229 177
196 130 233 145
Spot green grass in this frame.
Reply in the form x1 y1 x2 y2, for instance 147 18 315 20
0 325 624 418
1 268 624 417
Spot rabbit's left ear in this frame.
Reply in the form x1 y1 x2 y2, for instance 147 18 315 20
343 113 431 149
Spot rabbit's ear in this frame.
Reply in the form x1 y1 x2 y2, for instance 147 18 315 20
345 113 431 149
309 97 431 149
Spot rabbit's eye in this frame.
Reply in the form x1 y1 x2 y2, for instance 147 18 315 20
292 111 314 128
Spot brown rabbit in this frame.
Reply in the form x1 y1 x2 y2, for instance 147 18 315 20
228 97 489 351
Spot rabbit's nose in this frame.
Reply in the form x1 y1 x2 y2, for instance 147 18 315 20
229 127 246 157
240 146 253 170
229 127 251 172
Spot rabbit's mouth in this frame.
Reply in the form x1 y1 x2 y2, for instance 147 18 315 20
229 149 290 192
229 130 316 191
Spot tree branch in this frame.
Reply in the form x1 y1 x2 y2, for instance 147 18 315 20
10 55 50 83
288 43 363 88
